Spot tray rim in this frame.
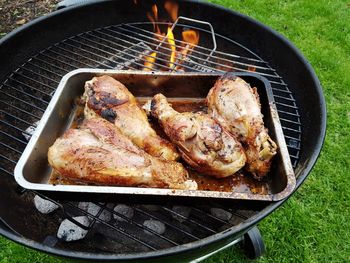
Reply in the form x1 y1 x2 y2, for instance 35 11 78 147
14 68 296 201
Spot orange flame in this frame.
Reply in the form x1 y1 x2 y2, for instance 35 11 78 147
182 30 200 47
147 4 162 35
144 52 157 71
142 2 200 71
177 29 200 67
164 1 179 22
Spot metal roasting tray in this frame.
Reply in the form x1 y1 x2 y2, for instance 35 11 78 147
14 69 295 201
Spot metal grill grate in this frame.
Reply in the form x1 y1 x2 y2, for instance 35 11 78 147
0 22 301 252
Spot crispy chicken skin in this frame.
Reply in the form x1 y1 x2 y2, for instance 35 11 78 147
83 75 179 161
206 74 277 179
48 118 197 190
149 94 246 178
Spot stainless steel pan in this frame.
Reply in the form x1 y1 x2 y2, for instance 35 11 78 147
14 69 295 201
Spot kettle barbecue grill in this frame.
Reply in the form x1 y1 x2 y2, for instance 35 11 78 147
0 0 326 261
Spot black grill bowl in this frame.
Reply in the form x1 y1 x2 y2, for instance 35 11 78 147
0 0 326 261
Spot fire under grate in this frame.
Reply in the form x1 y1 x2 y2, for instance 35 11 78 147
0 22 302 253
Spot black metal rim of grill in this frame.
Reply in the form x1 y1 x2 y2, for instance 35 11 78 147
0 0 326 261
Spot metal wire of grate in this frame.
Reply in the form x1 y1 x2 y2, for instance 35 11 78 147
0 22 301 252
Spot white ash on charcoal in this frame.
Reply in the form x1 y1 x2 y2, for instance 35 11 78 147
77 201 90 211
210 208 232 221
171 205 191 223
57 216 90 242
22 121 39 141
78 202 112 222
33 195 59 214
143 219 166 235
113 204 134 222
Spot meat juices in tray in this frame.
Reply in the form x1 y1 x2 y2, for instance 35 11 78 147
14 70 295 201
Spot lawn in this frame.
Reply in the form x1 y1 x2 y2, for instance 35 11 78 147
0 0 349 262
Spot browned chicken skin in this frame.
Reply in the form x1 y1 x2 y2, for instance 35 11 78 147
149 93 246 178
207 74 277 179
48 118 196 190
83 75 179 161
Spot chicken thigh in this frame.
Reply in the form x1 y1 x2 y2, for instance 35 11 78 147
83 75 179 161
148 93 246 178
206 74 277 179
48 118 196 190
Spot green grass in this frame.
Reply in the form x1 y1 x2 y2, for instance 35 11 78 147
1 0 349 262
204 0 350 262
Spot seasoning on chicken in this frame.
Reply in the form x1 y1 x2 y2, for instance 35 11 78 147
48 118 197 190
82 75 179 161
148 93 246 178
206 74 277 179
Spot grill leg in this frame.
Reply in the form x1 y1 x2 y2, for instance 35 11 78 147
242 226 266 259
190 226 265 262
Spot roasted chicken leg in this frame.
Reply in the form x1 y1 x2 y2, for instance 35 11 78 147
148 93 246 178
206 74 277 179
83 75 179 161
48 118 196 190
